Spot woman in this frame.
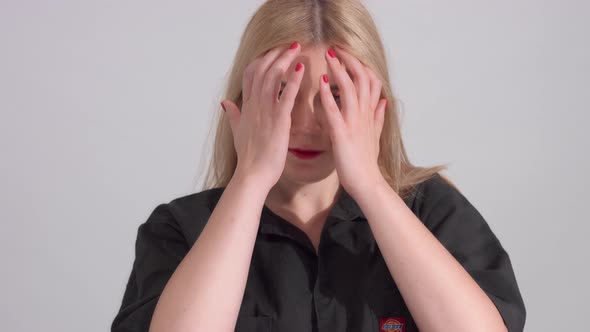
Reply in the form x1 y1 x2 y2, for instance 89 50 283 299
111 1 526 331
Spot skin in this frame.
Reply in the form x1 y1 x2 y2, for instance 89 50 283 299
260 42 387 254
222 45 506 331
229 42 508 331
263 43 365 250
149 42 506 331
317 45 508 331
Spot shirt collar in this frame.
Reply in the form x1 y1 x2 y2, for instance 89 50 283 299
260 184 416 225
258 187 362 247
330 187 365 221
257 185 417 245
260 186 365 226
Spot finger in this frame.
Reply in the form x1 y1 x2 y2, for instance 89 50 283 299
222 100 241 137
324 47 357 117
242 58 260 104
319 74 345 139
261 41 301 106
277 62 305 114
364 63 383 111
374 98 387 140
333 46 370 110
245 45 286 104
365 65 383 109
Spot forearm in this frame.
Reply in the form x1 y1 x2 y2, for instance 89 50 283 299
149 174 268 332
355 179 507 332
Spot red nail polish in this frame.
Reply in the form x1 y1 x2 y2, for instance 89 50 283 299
322 74 329 83
295 62 303 72
289 41 299 49
327 48 336 58
220 102 226 112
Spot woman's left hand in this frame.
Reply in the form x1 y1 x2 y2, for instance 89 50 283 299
319 46 388 198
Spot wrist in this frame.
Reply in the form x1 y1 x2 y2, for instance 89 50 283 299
348 171 387 200
230 169 273 197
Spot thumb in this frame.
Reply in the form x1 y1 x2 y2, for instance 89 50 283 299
374 98 387 140
221 100 241 135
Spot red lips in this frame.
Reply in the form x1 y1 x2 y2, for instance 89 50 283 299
288 147 323 153
288 148 323 159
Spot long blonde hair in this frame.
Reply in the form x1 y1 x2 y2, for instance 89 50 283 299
195 0 455 201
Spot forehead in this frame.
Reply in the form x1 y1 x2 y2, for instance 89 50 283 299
294 44 329 71
284 43 337 89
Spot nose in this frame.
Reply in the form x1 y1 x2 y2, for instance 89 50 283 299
290 96 323 134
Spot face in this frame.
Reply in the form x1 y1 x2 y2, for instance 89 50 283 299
278 43 341 184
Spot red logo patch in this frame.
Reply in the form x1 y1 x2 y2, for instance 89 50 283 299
379 317 405 332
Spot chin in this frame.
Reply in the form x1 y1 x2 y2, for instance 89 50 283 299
281 161 336 184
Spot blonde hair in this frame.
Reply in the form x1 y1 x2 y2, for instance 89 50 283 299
195 0 455 201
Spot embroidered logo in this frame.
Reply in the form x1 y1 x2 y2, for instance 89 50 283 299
379 317 406 332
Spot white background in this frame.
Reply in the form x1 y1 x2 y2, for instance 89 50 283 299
1 1 587 331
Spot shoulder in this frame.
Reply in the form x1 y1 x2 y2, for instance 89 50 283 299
168 187 225 219
412 172 483 229
414 174 526 329
159 187 226 246
414 172 460 201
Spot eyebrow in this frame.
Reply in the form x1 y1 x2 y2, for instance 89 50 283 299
281 80 339 91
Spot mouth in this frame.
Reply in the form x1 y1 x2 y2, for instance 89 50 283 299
288 148 324 159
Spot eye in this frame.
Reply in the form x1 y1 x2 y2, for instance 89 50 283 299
333 92 341 103
278 84 340 103
278 82 287 99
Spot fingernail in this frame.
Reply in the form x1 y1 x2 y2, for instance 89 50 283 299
295 62 303 72
327 48 336 58
322 74 329 83
220 101 226 112
289 41 299 49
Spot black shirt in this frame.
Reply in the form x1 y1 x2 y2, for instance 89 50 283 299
111 173 526 332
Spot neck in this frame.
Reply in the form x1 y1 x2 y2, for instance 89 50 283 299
265 172 342 226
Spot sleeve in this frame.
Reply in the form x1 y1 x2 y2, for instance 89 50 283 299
111 203 191 332
416 174 526 332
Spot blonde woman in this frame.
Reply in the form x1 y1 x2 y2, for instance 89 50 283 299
112 1 526 331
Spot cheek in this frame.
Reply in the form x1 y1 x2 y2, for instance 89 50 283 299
319 151 336 165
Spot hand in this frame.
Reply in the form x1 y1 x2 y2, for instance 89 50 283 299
221 42 305 189
319 46 388 198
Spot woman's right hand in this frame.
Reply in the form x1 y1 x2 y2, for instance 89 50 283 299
221 41 305 189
